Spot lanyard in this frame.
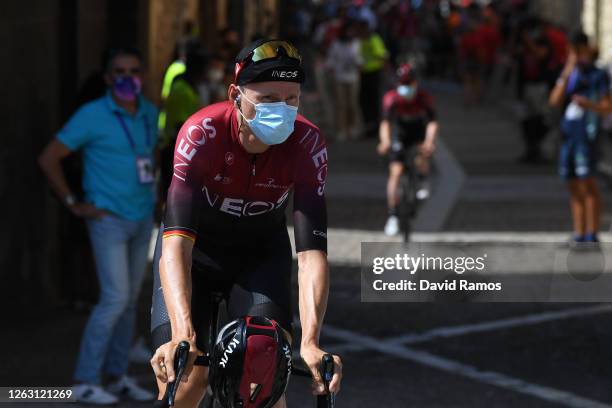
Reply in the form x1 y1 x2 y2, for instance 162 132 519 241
114 112 151 153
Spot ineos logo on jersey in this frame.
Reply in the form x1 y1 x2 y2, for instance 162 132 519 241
299 129 328 196
202 185 290 217
173 118 216 181
225 152 234 165
271 70 299 78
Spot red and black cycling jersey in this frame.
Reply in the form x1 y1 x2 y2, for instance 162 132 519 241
382 88 436 124
163 101 328 253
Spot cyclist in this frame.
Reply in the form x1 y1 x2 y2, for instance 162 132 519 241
377 63 439 236
149 39 342 407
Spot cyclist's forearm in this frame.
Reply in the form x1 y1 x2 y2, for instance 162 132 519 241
379 120 391 144
297 250 329 347
160 236 195 340
425 121 438 144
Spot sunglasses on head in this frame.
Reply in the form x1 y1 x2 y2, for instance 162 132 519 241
248 40 301 63
235 40 302 82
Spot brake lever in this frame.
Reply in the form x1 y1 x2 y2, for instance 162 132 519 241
316 354 335 408
166 340 190 407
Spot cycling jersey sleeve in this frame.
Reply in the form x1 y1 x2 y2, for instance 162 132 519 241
382 91 396 121
162 120 207 242
293 130 328 253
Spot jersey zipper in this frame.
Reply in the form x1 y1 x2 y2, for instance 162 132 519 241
246 154 256 193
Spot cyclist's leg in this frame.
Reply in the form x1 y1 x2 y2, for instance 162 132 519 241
388 125 406 211
387 159 405 211
227 230 294 407
150 229 229 407
414 141 431 176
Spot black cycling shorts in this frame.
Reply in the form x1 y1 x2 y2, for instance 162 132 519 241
150 225 293 353
388 119 426 163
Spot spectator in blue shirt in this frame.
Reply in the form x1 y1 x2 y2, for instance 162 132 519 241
38 47 158 404
550 33 612 244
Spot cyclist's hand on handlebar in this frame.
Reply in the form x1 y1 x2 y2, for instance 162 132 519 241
300 344 343 395
420 141 435 157
150 337 202 384
377 141 391 156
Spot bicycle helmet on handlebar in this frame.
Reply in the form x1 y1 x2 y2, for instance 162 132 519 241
209 316 292 408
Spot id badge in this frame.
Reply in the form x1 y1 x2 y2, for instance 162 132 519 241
136 156 155 184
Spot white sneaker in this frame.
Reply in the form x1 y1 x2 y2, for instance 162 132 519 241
107 375 155 402
416 187 429 200
416 181 430 200
384 215 400 236
73 384 118 405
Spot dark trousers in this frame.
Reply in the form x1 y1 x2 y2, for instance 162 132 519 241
359 69 382 138
521 115 548 159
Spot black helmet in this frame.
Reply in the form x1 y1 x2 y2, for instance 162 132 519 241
234 39 304 85
397 63 416 84
209 316 292 408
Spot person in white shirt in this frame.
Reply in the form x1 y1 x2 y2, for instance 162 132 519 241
326 21 364 141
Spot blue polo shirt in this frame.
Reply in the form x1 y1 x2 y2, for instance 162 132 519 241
57 91 159 220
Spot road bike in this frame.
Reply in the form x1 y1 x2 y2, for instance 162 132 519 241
399 143 421 243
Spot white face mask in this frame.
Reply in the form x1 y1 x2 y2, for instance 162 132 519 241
237 88 298 145
397 85 416 100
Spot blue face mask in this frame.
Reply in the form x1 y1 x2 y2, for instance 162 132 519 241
237 89 298 145
397 85 416 100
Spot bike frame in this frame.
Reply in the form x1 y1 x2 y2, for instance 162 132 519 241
399 144 421 243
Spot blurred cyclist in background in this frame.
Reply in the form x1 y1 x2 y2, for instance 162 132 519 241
377 63 438 236
550 32 612 244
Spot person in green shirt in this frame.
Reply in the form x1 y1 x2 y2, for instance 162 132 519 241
159 46 209 198
357 19 389 138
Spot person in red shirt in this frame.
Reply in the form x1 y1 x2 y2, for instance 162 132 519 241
459 20 487 104
377 64 439 236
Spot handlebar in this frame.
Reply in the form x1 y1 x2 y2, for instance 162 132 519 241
160 345 336 408
317 354 335 408
166 341 190 407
